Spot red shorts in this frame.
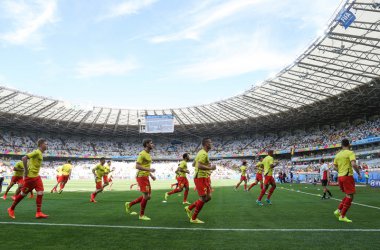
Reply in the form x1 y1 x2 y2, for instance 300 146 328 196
178 177 189 188
240 176 247 181
96 181 103 190
103 175 109 183
56 175 60 181
256 173 263 181
338 176 356 194
136 176 151 193
264 176 276 185
21 176 44 193
58 175 69 183
194 178 211 196
108 178 113 183
11 176 24 185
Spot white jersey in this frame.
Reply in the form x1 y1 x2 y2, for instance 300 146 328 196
319 164 329 180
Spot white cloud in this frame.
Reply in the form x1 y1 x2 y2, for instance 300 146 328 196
76 58 139 78
150 0 264 43
0 0 58 45
100 0 157 20
177 30 295 81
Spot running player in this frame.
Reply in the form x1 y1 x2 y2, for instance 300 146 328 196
333 139 361 223
125 139 156 221
320 159 332 199
248 158 264 191
51 165 63 193
234 160 248 191
3 161 34 200
256 150 279 206
164 153 191 204
185 138 216 224
57 160 73 194
8 139 49 219
130 183 139 191
90 157 106 203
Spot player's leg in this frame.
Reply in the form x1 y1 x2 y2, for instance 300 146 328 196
108 179 113 191
3 181 15 199
235 179 243 190
35 177 48 218
8 177 34 218
90 181 103 202
266 178 276 204
243 179 248 191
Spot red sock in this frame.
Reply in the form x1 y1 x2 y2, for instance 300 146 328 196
338 197 347 210
260 183 263 190
36 195 43 212
60 183 65 189
184 190 189 202
140 198 148 216
189 200 198 210
11 194 25 210
92 192 97 198
258 188 266 201
244 184 247 190
130 196 143 207
267 186 276 199
192 200 205 220
341 197 352 217
168 189 181 195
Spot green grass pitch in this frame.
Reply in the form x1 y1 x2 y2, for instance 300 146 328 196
1 180 380 249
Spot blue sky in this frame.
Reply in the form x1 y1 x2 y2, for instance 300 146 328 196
0 0 342 109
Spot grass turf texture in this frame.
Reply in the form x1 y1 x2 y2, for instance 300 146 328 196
1 180 380 249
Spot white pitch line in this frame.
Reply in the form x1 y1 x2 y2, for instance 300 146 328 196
0 222 379 232
281 187 380 210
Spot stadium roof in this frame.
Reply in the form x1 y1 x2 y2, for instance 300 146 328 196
0 0 380 137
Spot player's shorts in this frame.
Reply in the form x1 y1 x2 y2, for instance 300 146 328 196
11 176 24 185
103 175 109 183
96 181 103 190
321 179 328 187
177 177 189 188
240 176 247 181
256 173 263 181
194 177 212 196
58 175 69 183
56 175 60 182
264 175 276 185
338 176 355 194
21 176 44 193
136 176 151 193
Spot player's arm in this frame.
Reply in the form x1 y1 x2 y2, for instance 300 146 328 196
149 173 156 181
92 167 97 177
177 167 189 174
136 162 155 173
198 162 216 171
22 155 29 177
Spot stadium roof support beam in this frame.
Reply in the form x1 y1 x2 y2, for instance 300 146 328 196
14 99 46 115
0 92 18 105
75 111 92 131
91 108 103 128
239 95 285 113
28 101 59 118
113 109 121 135
2 96 34 113
273 79 332 98
66 110 83 127
101 109 112 132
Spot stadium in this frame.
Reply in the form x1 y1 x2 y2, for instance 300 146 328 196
0 0 380 249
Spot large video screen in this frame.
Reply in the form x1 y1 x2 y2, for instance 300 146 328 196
145 115 174 133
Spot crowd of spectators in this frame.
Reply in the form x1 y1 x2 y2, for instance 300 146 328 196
0 118 379 159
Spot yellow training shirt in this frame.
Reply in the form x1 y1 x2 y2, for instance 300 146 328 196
262 155 274 176
136 150 152 177
194 149 210 178
61 164 73 176
334 149 356 177
256 162 264 174
94 164 105 182
13 161 25 177
178 160 188 177
240 165 247 176
27 149 43 178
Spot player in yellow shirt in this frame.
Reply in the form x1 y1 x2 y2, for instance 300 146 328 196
3 161 34 200
164 153 191 204
256 150 279 206
125 139 156 221
51 165 63 193
333 139 361 223
90 157 106 203
57 160 73 194
8 139 49 219
234 161 249 191
248 158 264 191
185 138 216 224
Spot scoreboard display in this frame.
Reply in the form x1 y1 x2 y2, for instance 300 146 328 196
145 115 174 133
